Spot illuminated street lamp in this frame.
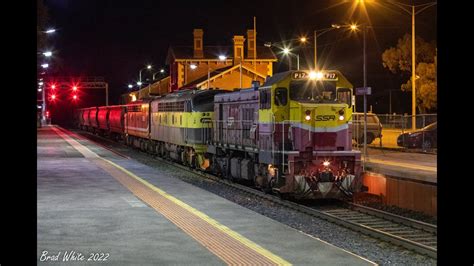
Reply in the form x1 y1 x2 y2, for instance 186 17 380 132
41 63 49 69
357 0 436 130
45 28 56 34
139 64 152 84
128 84 133 89
43 51 52 57
282 47 299 70
137 81 143 86
313 24 344 70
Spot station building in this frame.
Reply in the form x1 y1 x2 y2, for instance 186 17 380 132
123 28 278 103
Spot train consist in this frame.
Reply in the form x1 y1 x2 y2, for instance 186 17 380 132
77 70 362 199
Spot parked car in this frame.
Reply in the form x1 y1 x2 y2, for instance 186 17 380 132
397 122 437 150
351 112 383 144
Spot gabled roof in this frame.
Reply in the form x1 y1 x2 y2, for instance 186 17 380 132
166 46 277 63
181 64 268 90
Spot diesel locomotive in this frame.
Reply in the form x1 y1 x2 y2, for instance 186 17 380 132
77 70 362 199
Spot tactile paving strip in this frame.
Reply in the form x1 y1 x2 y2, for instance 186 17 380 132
52 126 291 265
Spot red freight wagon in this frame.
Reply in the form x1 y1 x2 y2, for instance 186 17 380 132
97 106 109 132
108 105 126 135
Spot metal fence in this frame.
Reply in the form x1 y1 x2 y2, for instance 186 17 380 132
377 114 437 130
351 113 437 153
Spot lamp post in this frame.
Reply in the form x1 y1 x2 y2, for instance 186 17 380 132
313 24 341 70
364 0 437 130
139 65 152 88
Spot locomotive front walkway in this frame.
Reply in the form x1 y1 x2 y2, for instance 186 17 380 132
37 125 374 265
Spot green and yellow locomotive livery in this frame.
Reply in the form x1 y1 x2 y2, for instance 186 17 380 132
150 89 227 169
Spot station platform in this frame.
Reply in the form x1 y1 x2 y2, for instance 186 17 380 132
37 125 374 265
364 148 437 184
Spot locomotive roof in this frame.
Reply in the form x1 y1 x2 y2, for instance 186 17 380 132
214 87 258 103
262 70 352 88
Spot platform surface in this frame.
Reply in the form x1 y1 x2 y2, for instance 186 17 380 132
37 125 374 265
363 148 437 184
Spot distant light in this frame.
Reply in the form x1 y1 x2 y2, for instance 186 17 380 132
41 63 49 68
43 51 52 57
190 64 197 70
130 94 137 102
73 86 77 91
137 81 142 86
332 24 341 29
323 161 330 167
350 24 358 31
128 84 133 89
283 48 290 54
38 82 44 86
51 94 56 100
45 29 56 34
264 42 272 48
160 69 165 73
37 105 42 109
38 88 42 92
73 95 77 100
300 37 307 43
218 55 227 61
51 85 56 89
147 65 152 69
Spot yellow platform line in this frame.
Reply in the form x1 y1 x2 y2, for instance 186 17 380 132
51 126 291 265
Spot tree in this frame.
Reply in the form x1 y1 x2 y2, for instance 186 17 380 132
382 34 437 113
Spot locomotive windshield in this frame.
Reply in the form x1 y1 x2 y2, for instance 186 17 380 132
289 80 337 103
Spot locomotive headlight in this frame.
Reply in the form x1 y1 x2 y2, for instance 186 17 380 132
305 110 311 121
339 115 344 121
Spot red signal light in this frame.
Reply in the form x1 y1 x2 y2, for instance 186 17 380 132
73 95 77 100
46 111 50 117
73 86 77 91
51 94 56 100
51 84 56 89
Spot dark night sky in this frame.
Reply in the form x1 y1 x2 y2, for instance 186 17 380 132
43 0 436 113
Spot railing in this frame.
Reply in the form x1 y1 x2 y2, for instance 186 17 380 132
351 113 437 153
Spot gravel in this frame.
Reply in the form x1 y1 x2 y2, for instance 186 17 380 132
77 131 437 265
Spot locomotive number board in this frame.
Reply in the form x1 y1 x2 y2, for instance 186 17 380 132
292 71 337 80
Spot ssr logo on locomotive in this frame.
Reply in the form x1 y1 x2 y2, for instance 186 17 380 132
315 115 336 121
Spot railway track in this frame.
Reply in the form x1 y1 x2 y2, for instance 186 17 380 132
76 129 437 259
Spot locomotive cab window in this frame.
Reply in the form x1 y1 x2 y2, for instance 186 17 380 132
259 88 271 109
337 88 352 107
274 87 288 106
289 80 336 103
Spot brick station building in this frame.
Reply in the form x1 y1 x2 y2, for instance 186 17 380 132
124 28 277 103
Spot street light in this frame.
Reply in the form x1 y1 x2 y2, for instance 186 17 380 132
43 51 52 57
282 48 300 70
45 28 56 34
313 24 345 70
128 84 133 89
41 63 49 69
139 64 152 85
137 81 143 86
386 1 437 130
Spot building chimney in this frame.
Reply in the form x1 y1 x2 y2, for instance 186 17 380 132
193 29 204 58
247 29 256 59
233 35 245 64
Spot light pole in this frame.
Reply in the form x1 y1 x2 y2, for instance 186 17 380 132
313 24 342 70
370 1 437 130
139 65 152 87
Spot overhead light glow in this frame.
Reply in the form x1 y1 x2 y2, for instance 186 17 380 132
190 64 197 70
43 51 52 57
41 63 49 68
45 29 56 33
218 55 227 61
128 84 133 88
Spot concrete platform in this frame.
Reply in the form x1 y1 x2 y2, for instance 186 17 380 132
37 125 374 265
364 148 437 184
